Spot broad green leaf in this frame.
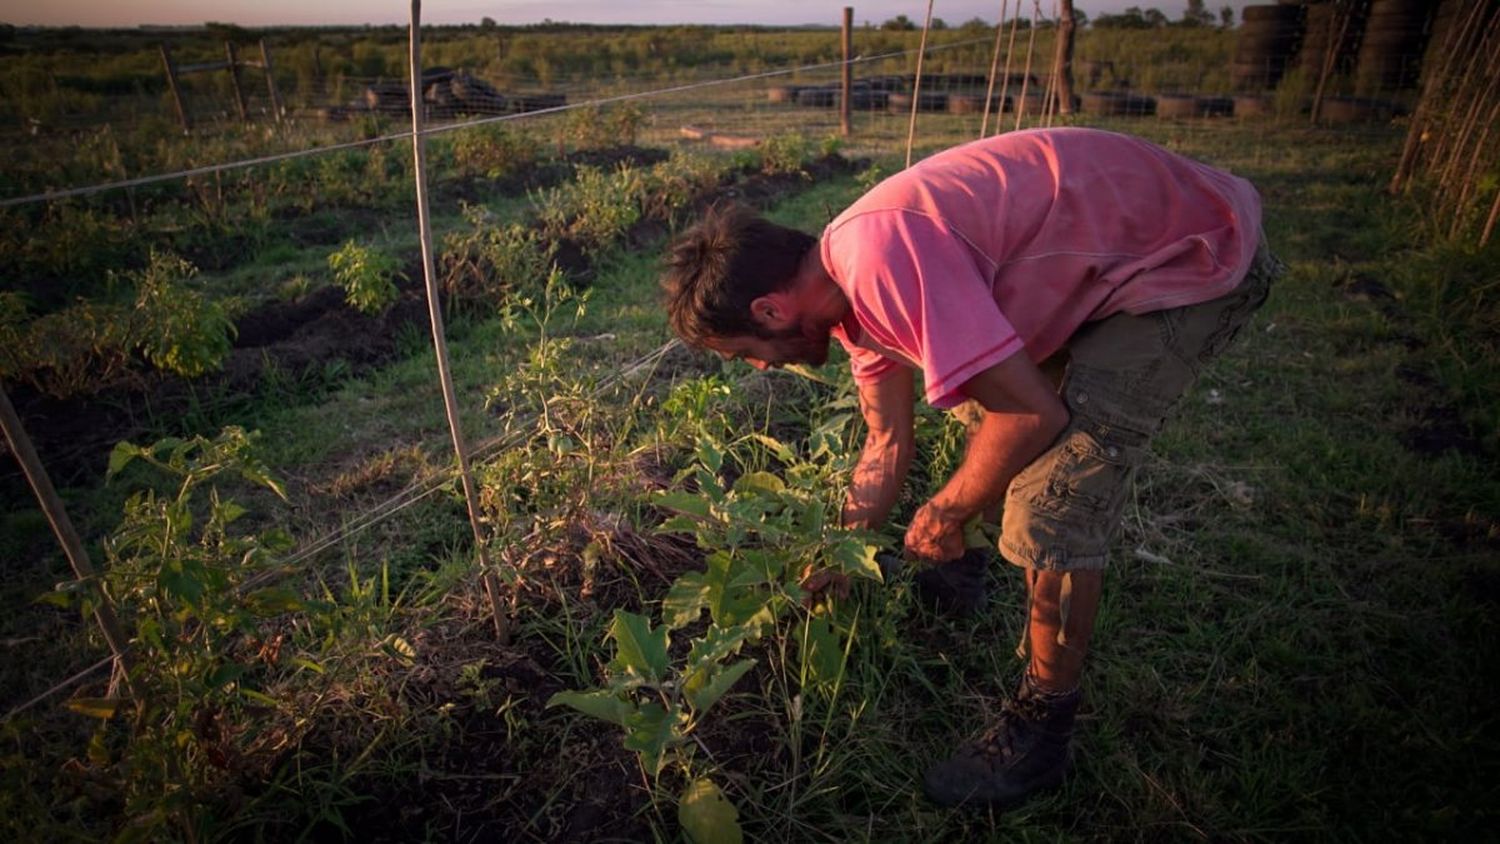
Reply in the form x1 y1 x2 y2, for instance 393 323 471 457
608 611 669 683
217 500 247 524
679 778 744 844
546 689 637 727
624 702 681 777
684 624 751 668
797 615 843 689
206 662 246 690
833 541 884 583
655 514 702 535
106 442 145 478
63 697 121 720
239 466 288 501
655 492 711 519
733 471 784 497
695 438 723 473
687 658 756 714
244 587 305 616
158 563 205 605
662 572 712 630
33 590 74 609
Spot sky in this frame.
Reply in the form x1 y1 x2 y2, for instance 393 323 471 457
1 1 1256 29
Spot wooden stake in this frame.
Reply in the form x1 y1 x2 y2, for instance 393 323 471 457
1053 0 1076 117
159 43 192 133
981 0 1011 138
1310 1 1354 126
407 1 510 643
0 387 136 699
260 40 285 124
1014 0 1041 132
996 4 1023 135
904 0 936 169
841 7 853 138
225 42 249 122
1481 184 1500 247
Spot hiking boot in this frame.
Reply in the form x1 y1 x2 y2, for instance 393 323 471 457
922 675 1081 808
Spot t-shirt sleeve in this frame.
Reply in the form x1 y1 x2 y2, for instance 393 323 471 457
832 327 900 385
829 211 1025 409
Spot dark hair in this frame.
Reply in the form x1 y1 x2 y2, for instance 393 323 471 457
661 203 816 347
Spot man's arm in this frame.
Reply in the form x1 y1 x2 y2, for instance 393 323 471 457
841 368 916 530
904 351 1070 561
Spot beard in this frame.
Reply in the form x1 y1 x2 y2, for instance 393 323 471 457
765 315 837 367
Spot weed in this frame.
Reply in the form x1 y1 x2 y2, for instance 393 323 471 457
127 251 237 378
327 240 403 315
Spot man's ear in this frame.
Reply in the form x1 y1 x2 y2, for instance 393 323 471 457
749 292 795 331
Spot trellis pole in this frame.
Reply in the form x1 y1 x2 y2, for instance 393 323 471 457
841 7 853 138
995 3 1023 135
980 0 1011 138
1014 0 1042 132
0 387 136 699
904 0 937 168
407 0 510 643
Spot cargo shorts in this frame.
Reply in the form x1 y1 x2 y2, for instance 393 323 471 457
996 242 1284 572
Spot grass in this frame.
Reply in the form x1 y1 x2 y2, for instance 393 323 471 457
2 114 1498 842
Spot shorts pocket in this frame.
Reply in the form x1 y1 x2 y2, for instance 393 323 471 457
1027 426 1137 518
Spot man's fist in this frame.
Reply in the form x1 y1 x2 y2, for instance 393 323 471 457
799 564 851 608
904 501 966 562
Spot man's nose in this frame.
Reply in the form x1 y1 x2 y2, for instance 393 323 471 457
747 358 770 371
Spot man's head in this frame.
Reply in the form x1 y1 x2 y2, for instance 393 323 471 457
662 203 843 369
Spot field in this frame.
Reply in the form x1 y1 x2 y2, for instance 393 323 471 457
2 18 1498 843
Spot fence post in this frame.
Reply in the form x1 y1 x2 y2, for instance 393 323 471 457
225 42 250 122
159 43 192 133
0 387 136 699
260 40 285 124
407 0 511 643
841 7 853 138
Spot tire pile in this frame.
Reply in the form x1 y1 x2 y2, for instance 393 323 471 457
325 67 567 120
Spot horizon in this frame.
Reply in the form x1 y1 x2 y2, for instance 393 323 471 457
1 1 1256 29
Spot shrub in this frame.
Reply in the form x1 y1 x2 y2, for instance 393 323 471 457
327 240 403 315
452 124 541 181
128 252 237 378
441 205 559 310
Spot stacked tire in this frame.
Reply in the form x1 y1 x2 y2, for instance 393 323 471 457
1295 1 1360 79
1233 4 1305 91
1354 0 1435 95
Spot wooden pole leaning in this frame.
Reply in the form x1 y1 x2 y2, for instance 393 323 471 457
905 0 936 169
841 7 853 138
0 387 136 699
996 5 1022 136
260 40 285 125
1014 0 1042 133
225 42 250 123
407 1 511 643
159 44 192 133
981 0 1010 138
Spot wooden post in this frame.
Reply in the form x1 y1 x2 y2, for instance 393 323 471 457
1310 2 1354 125
996 3 1023 135
0 387 136 699
260 40 285 124
225 42 249 122
407 0 510 643
905 0 936 169
1014 0 1041 132
840 7 853 138
159 43 192 132
1053 0 1076 116
981 0 1011 137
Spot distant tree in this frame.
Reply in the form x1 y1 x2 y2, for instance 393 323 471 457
1142 8 1169 27
204 21 250 42
1219 5 1235 28
1180 0 1214 27
881 15 917 31
931 18 948 30
959 16 990 34
480 16 497 28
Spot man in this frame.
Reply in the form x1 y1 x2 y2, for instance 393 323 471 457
660 127 1280 808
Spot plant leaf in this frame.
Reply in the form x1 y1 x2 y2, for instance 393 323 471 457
106 442 144 478
733 471 784 496
695 438 723 473
662 572 712 630
244 587 305 616
607 611 669 683
749 433 797 464
687 658 755 715
63 697 121 720
679 778 744 844
206 662 246 690
623 702 680 777
546 689 637 727
655 491 711 519
797 614 843 690
832 541 884 583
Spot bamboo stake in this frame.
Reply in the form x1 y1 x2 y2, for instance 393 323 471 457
1424 4 1495 191
1448 96 1500 240
1389 0 1481 191
980 0 1011 138
0 387 136 699
996 5 1023 135
1435 30 1500 212
1481 184 1500 247
1310 1 1354 125
407 0 510 643
1041 0 1061 127
904 0 936 169
1014 0 1041 132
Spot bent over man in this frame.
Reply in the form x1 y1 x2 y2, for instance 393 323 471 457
660 127 1281 808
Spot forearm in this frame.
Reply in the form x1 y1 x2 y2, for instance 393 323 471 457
842 428 913 529
928 408 1066 523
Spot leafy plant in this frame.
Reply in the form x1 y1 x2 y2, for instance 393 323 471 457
451 124 540 181
127 251 237 377
760 132 813 176
440 205 559 311
327 239 403 315
534 163 645 256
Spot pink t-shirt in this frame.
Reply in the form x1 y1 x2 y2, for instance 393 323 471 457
821 127 1263 408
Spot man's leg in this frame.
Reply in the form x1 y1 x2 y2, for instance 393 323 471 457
1026 568 1102 693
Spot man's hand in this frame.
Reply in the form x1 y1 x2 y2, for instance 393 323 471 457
904 501 966 562
799 564 851 608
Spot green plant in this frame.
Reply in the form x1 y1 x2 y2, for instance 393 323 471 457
534 164 645 256
760 132 813 176
451 124 540 181
327 240 403 315
440 205 559 310
127 251 237 377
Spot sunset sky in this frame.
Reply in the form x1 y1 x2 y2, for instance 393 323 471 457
2 1 1256 28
